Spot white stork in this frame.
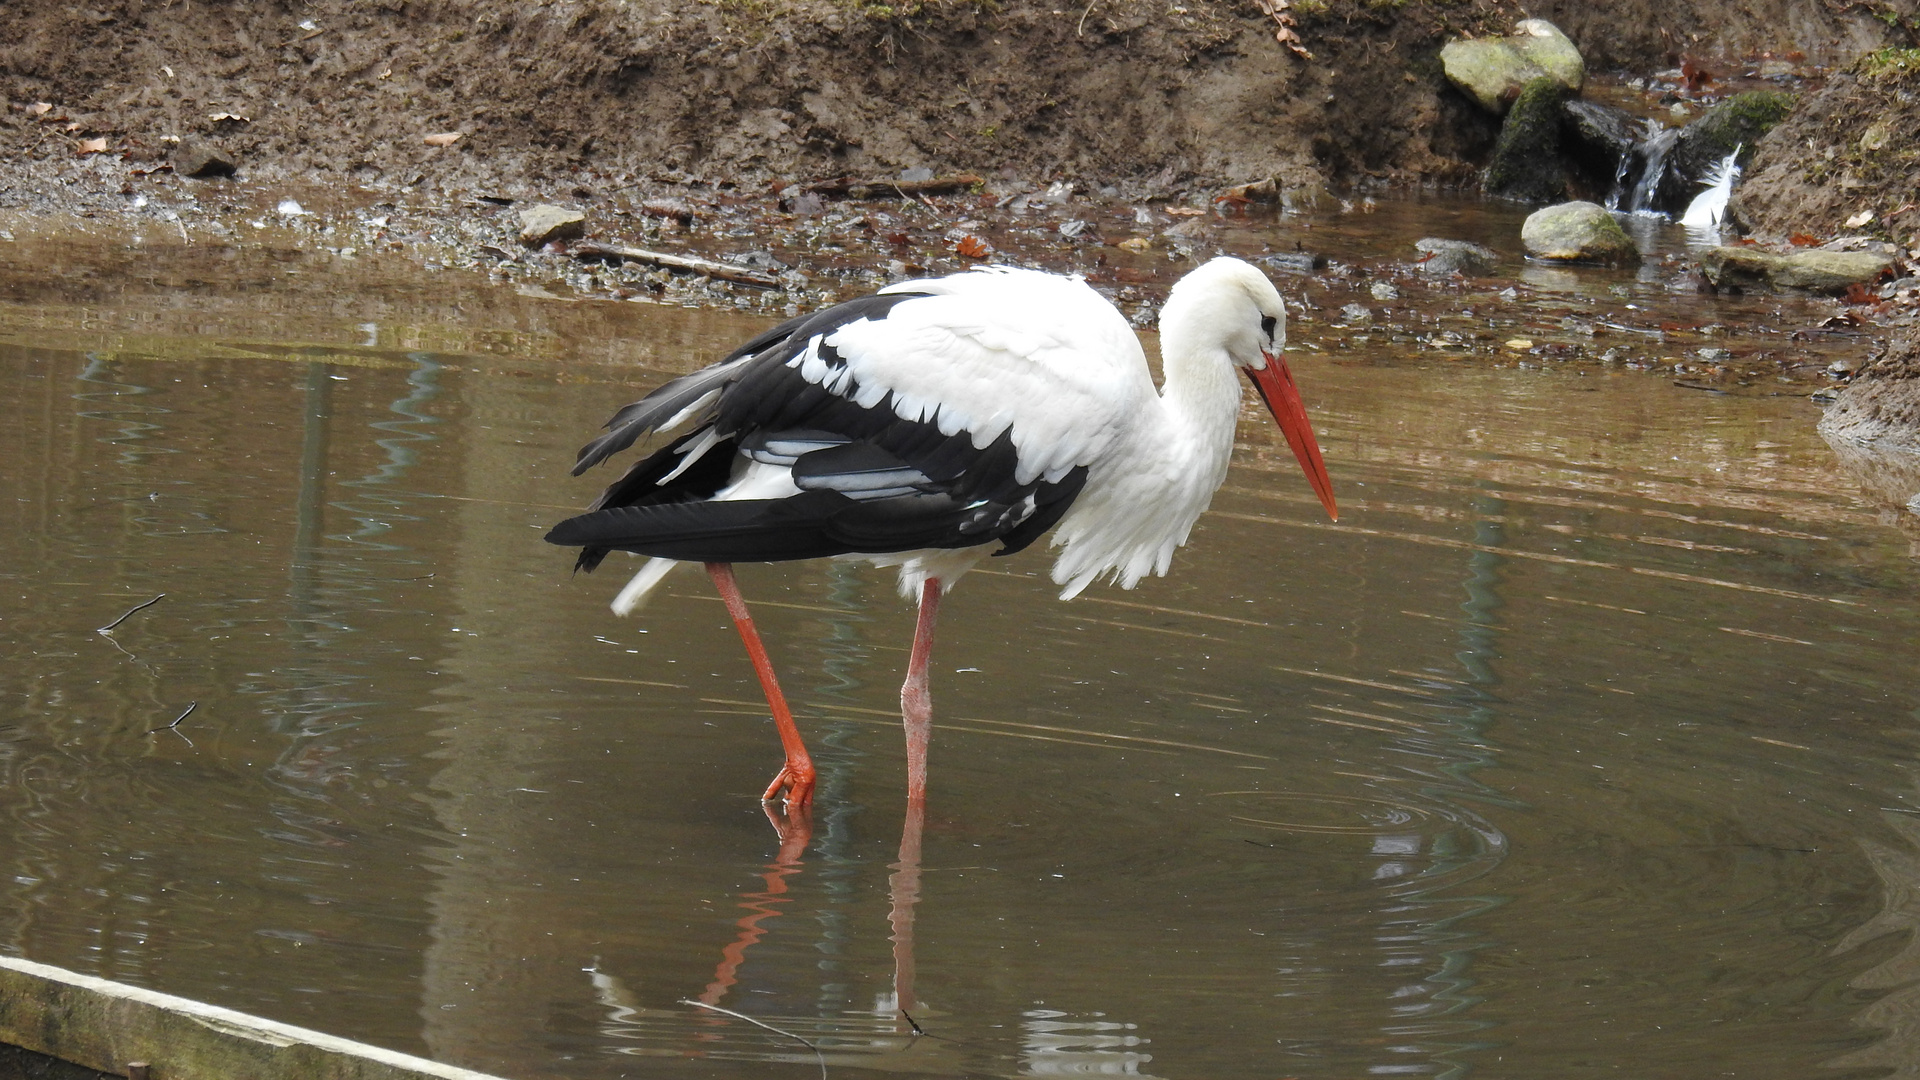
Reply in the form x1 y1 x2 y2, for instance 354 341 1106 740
546 256 1337 810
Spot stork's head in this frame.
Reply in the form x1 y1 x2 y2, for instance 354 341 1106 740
1163 256 1337 521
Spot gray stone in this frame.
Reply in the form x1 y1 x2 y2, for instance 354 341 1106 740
1700 246 1894 292
1520 202 1638 263
1511 20 1584 89
1440 19 1583 114
173 136 235 178
1562 99 1643 183
1414 238 1499 276
517 204 586 247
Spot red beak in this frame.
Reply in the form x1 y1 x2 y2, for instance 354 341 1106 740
1248 351 1337 521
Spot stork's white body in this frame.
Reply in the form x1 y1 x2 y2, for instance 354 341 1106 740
548 256 1334 810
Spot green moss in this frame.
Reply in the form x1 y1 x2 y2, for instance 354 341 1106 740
1858 47 1920 83
1485 76 1571 203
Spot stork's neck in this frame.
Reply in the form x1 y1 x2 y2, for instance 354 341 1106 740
1157 335 1244 475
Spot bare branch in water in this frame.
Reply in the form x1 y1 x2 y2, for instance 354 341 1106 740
677 999 827 1080
147 701 196 735
98 593 166 633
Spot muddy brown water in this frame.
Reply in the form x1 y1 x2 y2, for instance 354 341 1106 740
3 203 1919 1080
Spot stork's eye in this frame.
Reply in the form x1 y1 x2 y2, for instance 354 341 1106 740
1260 315 1278 341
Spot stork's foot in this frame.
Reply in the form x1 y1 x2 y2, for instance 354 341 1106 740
760 796 814 849
762 758 816 810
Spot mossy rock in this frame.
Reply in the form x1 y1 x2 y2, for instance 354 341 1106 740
1699 246 1892 292
1486 77 1573 203
1440 19 1583 115
1521 201 1638 263
1672 92 1796 183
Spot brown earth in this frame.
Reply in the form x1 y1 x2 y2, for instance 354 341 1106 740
1732 47 1920 246
1 0 1910 207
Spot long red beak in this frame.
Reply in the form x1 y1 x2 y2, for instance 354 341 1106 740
1248 351 1337 521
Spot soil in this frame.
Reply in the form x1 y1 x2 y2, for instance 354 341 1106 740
4 0 1910 204
1732 48 1920 245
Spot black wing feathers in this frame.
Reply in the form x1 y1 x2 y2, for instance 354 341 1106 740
548 288 1089 568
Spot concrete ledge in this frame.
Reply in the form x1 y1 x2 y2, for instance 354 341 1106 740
0 957 512 1080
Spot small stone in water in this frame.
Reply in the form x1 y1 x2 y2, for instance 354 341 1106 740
1370 281 1399 301
1339 303 1373 323
276 199 308 216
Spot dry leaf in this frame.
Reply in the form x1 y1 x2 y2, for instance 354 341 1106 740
1844 209 1876 228
1504 338 1535 350
954 235 991 259
1117 237 1152 253
28 102 53 117
423 131 463 147
1164 207 1207 217
76 137 108 155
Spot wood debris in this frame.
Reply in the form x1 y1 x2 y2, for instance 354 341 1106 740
1253 0 1314 60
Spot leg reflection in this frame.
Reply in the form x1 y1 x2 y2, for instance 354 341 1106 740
698 801 814 1009
888 793 925 1026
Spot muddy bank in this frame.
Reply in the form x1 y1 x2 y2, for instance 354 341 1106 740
1733 47 1920 244
4 1 1909 205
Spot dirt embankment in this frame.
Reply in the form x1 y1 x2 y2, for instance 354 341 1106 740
1733 47 1920 244
1 0 1909 205
0 0 1508 202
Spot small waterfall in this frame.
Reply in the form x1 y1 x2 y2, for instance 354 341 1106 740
1603 151 1635 211
1620 123 1678 214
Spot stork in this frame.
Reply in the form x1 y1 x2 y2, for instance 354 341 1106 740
546 256 1337 810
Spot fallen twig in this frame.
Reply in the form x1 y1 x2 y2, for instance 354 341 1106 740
98 593 165 633
147 701 196 735
572 242 780 287
800 174 983 197
678 999 827 1080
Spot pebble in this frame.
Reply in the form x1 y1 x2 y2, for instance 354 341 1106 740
518 204 586 247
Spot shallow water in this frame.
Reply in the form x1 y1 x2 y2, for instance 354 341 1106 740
3 216 1920 1080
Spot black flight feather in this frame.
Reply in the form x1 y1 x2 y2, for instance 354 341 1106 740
548 286 1094 570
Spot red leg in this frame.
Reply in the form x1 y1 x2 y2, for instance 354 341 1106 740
900 578 941 808
706 562 815 808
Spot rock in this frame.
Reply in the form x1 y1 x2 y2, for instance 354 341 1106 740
1562 99 1643 186
1665 91 1796 204
1699 246 1893 292
1486 77 1573 203
173 136 235 178
1259 252 1324 276
1821 331 1920 451
1440 19 1584 115
1520 201 1638 262
517 204 586 247
1414 238 1499 276
1369 281 1399 300
1219 178 1279 204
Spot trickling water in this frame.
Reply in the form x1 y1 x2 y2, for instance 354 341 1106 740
1618 122 1679 214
